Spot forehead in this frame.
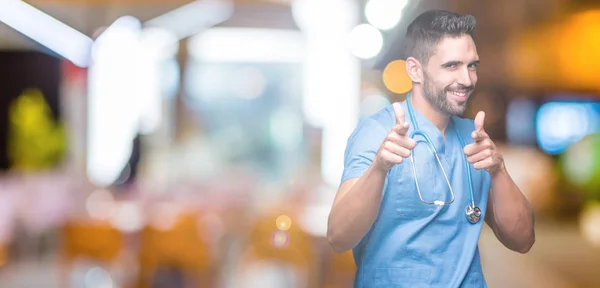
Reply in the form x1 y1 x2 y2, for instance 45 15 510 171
429 35 478 63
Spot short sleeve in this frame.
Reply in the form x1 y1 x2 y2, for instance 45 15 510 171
340 118 389 184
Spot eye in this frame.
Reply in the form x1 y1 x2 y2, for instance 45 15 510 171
444 63 459 70
468 63 479 70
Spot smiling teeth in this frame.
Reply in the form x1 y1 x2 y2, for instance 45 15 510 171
450 91 466 97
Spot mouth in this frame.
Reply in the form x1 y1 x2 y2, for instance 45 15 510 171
447 90 470 101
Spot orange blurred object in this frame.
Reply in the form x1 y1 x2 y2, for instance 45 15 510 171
323 250 356 288
382 60 412 94
137 211 213 287
506 10 600 92
61 220 123 262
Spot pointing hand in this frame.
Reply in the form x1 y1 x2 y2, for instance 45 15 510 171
463 111 504 174
374 103 417 172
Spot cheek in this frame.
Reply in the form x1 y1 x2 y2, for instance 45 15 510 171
470 71 478 84
430 76 450 89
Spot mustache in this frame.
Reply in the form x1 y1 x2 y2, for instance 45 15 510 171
445 84 474 92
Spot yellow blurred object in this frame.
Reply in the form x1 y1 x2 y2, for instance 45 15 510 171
7 88 66 171
555 10 600 90
382 60 412 94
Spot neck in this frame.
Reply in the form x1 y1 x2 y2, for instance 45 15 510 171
409 88 450 134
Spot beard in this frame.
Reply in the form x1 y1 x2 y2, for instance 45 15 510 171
422 71 473 116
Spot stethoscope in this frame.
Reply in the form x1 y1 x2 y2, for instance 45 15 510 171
405 92 481 224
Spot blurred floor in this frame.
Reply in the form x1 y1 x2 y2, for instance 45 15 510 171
0 220 597 288
0 255 60 288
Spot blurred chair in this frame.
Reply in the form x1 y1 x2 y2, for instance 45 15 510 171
60 220 124 287
236 209 319 288
136 210 215 288
322 250 356 288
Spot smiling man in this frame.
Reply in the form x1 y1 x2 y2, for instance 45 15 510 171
327 10 535 287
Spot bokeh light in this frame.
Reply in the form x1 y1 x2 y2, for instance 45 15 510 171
360 93 390 117
275 215 292 231
84 266 114 288
382 59 412 94
536 102 600 155
580 201 600 247
270 230 290 249
85 189 115 220
561 134 600 199
149 202 180 231
348 24 382 59
109 202 144 233
364 0 407 30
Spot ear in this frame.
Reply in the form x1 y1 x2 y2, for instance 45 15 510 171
405 56 423 84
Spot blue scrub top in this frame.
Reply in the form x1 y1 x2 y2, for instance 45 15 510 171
341 101 491 288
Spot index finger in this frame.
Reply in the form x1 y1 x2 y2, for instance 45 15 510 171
393 103 405 125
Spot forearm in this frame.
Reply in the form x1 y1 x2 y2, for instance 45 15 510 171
489 164 535 253
327 163 388 252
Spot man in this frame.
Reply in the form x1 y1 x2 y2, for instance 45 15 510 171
327 10 535 287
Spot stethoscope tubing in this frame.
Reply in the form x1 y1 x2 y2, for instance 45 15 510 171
405 93 480 223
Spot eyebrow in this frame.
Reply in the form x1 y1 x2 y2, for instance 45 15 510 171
441 60 480 67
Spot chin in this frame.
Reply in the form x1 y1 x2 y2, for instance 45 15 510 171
448 105 468 116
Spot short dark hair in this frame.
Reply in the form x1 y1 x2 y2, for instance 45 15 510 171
403 10 476 64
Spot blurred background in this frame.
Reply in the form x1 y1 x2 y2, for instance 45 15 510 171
0 0 599 287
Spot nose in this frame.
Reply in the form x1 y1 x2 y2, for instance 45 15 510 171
457 66 474 87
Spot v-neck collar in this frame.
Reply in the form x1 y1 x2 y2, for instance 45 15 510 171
403 96 454 156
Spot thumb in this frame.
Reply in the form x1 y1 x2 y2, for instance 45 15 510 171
393 103 406 125
474 111 485 133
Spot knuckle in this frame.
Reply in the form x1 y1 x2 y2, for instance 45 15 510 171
381 150 391 160
383 141 392 150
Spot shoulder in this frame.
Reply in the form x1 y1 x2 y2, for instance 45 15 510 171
368 104 397 131
349 104 396 140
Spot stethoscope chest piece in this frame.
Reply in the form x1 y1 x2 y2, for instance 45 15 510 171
465 204 481 224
